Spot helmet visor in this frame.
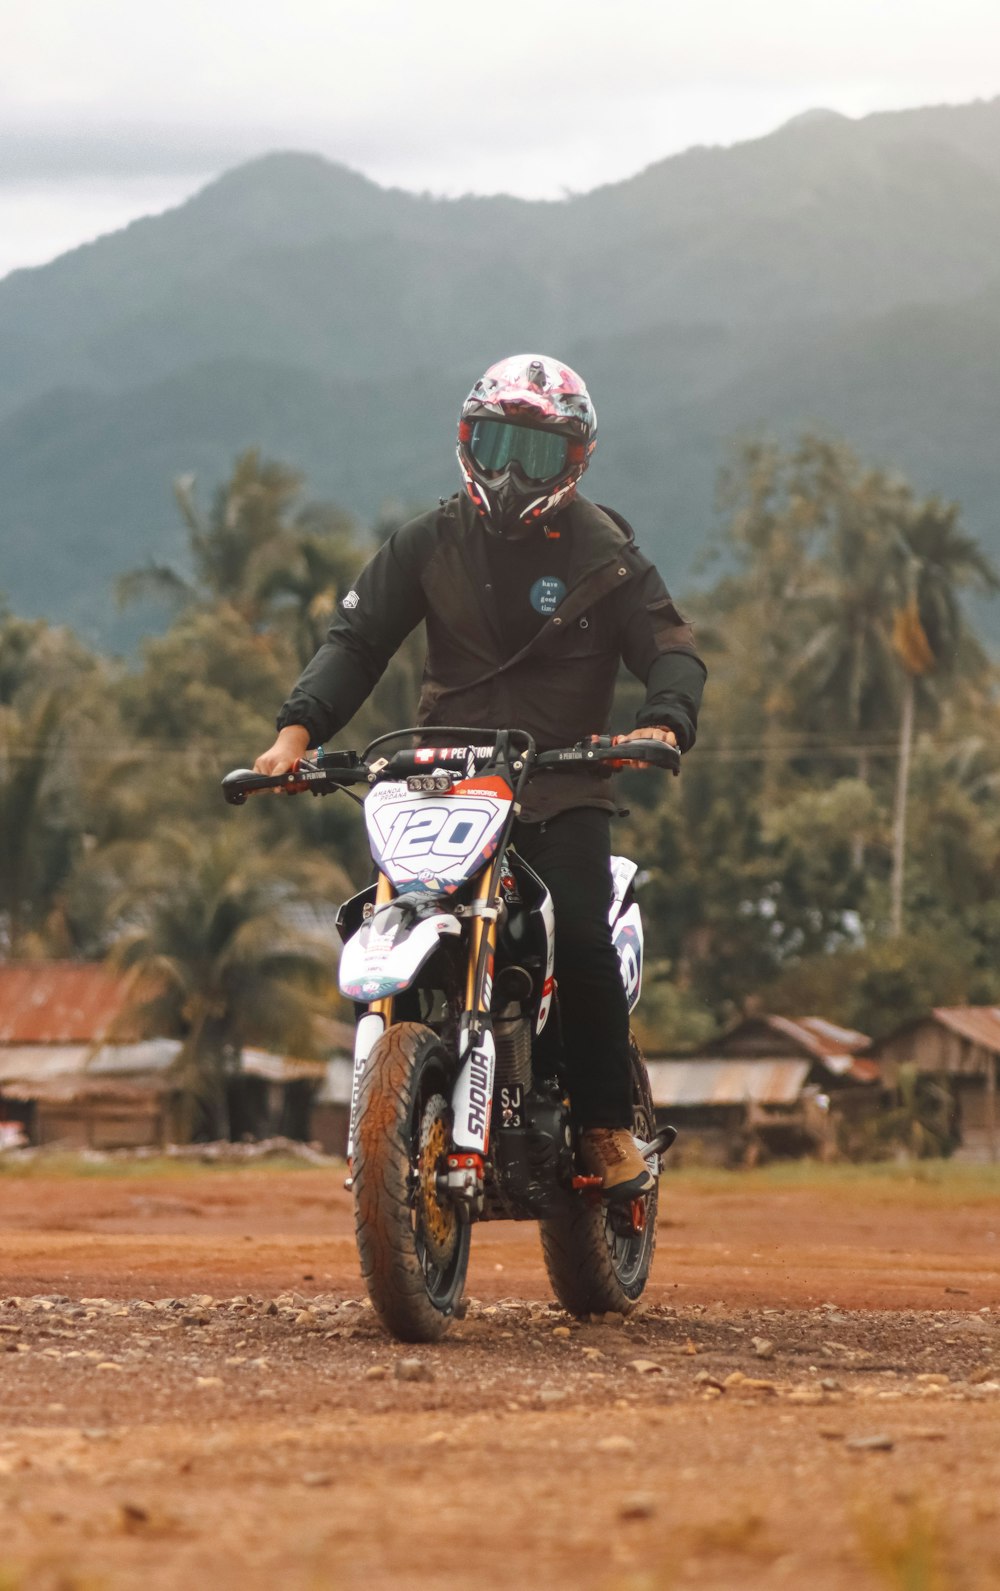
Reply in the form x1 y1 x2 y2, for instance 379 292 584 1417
468 419 569 482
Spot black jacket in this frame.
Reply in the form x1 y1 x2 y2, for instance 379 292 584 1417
278 492 706 821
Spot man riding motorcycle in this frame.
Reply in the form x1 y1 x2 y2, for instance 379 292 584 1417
253 353 706 1199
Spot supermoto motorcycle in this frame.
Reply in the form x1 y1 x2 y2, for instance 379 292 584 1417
223 727 678 1343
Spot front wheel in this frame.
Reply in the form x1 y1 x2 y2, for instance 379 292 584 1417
353 1021 470 1342
539 1035 659 1315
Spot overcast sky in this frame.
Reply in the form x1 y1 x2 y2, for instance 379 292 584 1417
3 0 999 278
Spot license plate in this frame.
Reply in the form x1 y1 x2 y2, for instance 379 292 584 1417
499 1083 524 1128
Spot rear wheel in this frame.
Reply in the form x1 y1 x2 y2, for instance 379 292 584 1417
353 1021 470 1342
539 1035 659 1315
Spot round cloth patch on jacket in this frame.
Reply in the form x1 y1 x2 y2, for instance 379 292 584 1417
530 576 567 615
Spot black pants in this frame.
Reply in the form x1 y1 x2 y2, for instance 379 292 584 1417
513 807 632 1130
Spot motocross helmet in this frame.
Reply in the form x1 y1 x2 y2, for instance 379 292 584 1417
457 353 597 538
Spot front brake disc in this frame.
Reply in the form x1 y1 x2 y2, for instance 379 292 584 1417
417 1095 458 1269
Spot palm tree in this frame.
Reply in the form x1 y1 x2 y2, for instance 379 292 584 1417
888 502 1000 935
710 438 828 802
109 828 348 1140
0 694 73 954
783 440 912 784
254 518 361 667
118 450 362 640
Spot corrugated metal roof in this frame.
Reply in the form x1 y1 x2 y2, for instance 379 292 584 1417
931 1007 1000 1052
700 1014 874 1082
0 1041 180 1087
765 1015 871 1062
0 1041 181 1103
0 1041 326 1097
0 964 133 1043
795 1015 871 1055
645 1058 810 1108
241 1048 326 1083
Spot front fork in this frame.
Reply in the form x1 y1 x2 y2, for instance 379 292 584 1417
345 872 396 1169
444 863 502 1211
346 867 499 1213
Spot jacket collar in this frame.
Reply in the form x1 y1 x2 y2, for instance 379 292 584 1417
451 491 631 591
442 492 637 677
561 495 633 586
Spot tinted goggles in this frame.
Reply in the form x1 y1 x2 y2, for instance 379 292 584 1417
467 419 569 482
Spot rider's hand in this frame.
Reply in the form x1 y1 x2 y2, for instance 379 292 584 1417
613 725 678 769
253 725 311 784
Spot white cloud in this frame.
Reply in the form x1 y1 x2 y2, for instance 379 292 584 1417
2 0 998 270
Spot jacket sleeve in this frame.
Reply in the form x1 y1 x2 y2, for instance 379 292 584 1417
619 563 707 752
276 518 429 746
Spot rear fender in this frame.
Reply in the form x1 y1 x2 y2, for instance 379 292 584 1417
613 901 644 1013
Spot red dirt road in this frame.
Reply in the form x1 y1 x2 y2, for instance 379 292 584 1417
2 1163 999 1590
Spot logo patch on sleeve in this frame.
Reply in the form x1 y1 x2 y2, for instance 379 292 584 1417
342 590 360 610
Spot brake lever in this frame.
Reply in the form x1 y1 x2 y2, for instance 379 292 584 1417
221 767 310 805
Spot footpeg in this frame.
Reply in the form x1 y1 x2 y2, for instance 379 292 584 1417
636 1124 677 1160
571 1174 604 1192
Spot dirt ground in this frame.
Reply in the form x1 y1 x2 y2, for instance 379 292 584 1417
2 1160 999 1591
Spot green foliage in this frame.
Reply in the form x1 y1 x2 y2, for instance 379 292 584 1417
620 433 999 1032
1 432 998 1112
109 826 345 1138
856 1498 951 1591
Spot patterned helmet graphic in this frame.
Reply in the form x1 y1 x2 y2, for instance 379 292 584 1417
457 354 597 537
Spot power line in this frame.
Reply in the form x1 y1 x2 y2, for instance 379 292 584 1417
1 736 998 767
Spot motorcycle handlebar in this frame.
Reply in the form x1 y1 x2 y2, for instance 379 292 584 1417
533 737 681 775
220 760 370 805
221 735 680 805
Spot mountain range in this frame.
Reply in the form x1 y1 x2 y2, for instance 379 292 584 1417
3 96 1000 645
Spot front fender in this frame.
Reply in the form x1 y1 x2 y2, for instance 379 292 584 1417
338 911 462 1000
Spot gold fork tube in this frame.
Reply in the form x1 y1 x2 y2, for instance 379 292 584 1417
465 867 497 1016
368 871 395 1027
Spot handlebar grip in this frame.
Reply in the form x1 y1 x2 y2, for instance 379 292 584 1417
221 768 293 804
221 761 373 804
606 739 681 774
534 739 681 775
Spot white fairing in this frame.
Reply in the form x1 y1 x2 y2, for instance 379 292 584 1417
613 900 644 1013
609 855 639 925
364 781 511 894
338 907 461 1001
452 1028 497 1152
535 886 556 1035
347 1012 384 1158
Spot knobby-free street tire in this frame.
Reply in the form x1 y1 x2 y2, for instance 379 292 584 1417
539 1035 659 1316
353 1021 470 1343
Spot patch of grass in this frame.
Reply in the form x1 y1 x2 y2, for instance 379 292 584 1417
855 1499 952 1591
666 1158 1000 1207
0 1568 106 1591
604 1572 675 1591
688 1510 776 1560
0 1151 342 1180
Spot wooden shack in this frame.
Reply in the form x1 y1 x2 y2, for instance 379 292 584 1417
871 1008 1000 1162
0 962 171 1148
648 1014 880 1165
0 963 347 1149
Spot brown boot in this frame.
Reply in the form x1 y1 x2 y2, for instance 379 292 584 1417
579 1128 655 1201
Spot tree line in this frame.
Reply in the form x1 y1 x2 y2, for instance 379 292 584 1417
2 437 998 1128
